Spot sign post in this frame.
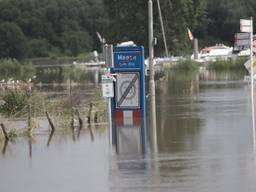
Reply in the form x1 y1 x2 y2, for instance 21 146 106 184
101 75 114 98
111 46 147 153
102 44 114 145
241 18 256 146
234 32 250 51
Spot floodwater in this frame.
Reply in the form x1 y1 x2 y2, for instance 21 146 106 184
1 68 256 192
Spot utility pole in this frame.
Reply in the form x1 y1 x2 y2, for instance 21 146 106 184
156 0 169 57
148 0 157 152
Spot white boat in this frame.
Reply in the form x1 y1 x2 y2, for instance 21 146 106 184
192 44 233 62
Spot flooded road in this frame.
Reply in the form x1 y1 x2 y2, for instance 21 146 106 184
1 69 256 192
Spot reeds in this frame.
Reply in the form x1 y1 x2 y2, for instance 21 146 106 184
206 57 248 71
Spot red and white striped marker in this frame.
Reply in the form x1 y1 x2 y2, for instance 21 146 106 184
115 110 141 126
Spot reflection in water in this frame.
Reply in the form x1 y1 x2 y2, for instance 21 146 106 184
36 66 102 85
76 110 84 139
3 68 256 192
1 139 8 155
88 124 94 141
28 136 33 158
47 130 55 147
116 125 142 155
111 69 256 192
71 120 76 142
71 122 95 142
77 125 82 139
253 86 256 148
155 70 201 153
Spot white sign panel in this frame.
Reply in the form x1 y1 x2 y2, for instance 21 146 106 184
235 32 250 39
236 39 250 46
101 75 114 98
240 19 252 33
241 26 251 33
234 33 251 51
240 19 251 26
116 72 140 108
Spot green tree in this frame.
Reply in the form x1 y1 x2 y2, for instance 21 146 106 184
103 0 148 45
207 0 247 44
0 22 27 59
62 31 92 56
27 39 51 57
103 0 208 55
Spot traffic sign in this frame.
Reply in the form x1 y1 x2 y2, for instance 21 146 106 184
116 72 140 108
236 39 250 46
111 45 147 153
235 32 250 48
235 33 250 40
101 75 114 98
114 47 143 69
235 32 250 39
240 19 252 33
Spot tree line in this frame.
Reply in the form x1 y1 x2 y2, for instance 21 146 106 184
0 0 256 59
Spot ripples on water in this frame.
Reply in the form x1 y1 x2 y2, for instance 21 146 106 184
1 69 256 192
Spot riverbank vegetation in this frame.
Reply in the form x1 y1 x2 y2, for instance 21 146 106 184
173 60 199 71
0 59 35 80
171 57 248 72
0 83 107 139
0 0 256 59
206 57 248 71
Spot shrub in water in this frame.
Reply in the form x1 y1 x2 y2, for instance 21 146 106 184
0 90 28 117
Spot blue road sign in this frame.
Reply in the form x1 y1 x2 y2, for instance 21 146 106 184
111 46 147 154
113 46 145 69
114 51 142 69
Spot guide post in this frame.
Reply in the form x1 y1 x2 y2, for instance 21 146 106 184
111 46 147 153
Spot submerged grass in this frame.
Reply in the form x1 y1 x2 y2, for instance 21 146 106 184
206 57 248 71
173 59 199 71
0 90 28 117
0 90 46 118
0 87 107 132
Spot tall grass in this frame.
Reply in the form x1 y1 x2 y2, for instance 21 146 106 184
173 59 199 71
206 57 248 71
0 59 35 80
0 90 28 117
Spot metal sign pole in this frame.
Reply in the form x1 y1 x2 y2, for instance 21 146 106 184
250 17 256 146
148 0 157 152
103 45 114 145
240 18 256 147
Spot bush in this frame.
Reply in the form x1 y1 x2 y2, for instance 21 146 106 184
0 90 28 117
0 90 47 117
